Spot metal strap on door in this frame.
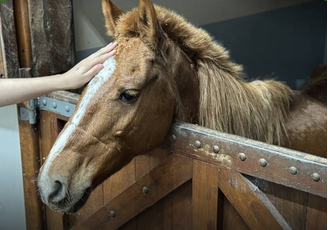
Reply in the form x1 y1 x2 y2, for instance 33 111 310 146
19 96 76 124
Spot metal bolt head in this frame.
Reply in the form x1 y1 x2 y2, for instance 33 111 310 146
238 153 247 161
213 145 220 153
52 102 57 109
143 186 149 195
259 158 267 167
194 140 202 148
65 105 70 112
311 173 320 182
42 99 47 106
109 210 115 218
170 134 176 142
289 166 298 175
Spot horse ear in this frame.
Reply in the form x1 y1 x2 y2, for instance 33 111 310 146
102 0 124 37
138 0 162 49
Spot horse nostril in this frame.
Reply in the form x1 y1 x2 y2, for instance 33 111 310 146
48 180 66 204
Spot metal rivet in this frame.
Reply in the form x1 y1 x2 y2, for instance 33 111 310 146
65 105 70 112
52 102 57 109
170 134 176 142
311 173 320 182
42 99 47 106
143 187 149 195
259 158 267 167
239 153 247 161
289 166 298 175
42 157 46 160
109 210 115 218
194 140 202 148
213 145 220 153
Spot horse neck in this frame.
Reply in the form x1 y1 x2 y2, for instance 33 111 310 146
197 59 293 144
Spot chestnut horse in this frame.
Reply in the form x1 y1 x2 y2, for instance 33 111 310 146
38 0 327 213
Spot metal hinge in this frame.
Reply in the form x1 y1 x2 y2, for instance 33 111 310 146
19 99 38 125
19 96 76 124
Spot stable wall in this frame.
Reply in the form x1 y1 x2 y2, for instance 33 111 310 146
0 105 26 230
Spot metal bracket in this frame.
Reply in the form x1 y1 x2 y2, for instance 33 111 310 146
19 99 38 125
39 96 76 117
19 96 76 125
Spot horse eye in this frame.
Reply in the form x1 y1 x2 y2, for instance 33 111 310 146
119 90 138 102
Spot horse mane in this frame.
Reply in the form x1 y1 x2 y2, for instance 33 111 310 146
117 5 294 144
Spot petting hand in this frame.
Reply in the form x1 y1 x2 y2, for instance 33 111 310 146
58 42 117 90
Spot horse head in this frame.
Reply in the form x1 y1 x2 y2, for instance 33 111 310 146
38 0 199 213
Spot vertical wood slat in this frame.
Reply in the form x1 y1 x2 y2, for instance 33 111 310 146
192 161 220 230
39 110 67 230
18 119 43 230
0 0 20 78
261 179 308 230
221 197 250 230
27 0 75 77
13 0 32 68
217 167 291 230
134 149 171 229
306 194 327 230
18 69 44 230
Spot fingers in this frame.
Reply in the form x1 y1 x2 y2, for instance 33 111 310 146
92 42 118 57
83 64 104 78
77 42 117 74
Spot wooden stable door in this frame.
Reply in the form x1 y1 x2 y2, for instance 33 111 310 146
1 0 327 229
35 92 327 230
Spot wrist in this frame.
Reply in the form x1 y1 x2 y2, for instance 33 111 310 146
52 74 68 91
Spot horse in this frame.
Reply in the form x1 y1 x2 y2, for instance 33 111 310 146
37 0 327 213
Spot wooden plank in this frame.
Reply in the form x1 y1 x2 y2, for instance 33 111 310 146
306 194 327 230
39 110 67 230
134 148 171 229
192 161 219 230
27 0 75 76
47 91 80 105
16 68 44 230
222 196 250 230
217 167 291 230
0 0 20 78
163 123 327 197
13 0 32 68
170 180 192 230
18 118 44 230
251 177 308 230
75 154 192 230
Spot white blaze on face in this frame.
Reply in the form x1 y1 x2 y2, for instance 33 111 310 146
38 57 116 202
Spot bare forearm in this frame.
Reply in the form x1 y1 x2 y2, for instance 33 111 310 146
0 76 64 107
0 42 117 107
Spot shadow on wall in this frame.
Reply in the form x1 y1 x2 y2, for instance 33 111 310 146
203 1 327 89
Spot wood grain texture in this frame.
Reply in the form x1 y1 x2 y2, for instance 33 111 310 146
0 0 19 78
18 118 44 230
253 177 308 230
27 0 75 76
13 0 32 68
75 154 192 230
306 194 327 230
164 123 327 198
39 110 67 230
192 161 220 230
221 196 250 230
217 167 291 230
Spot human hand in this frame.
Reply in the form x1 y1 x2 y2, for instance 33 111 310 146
58 42 117 90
